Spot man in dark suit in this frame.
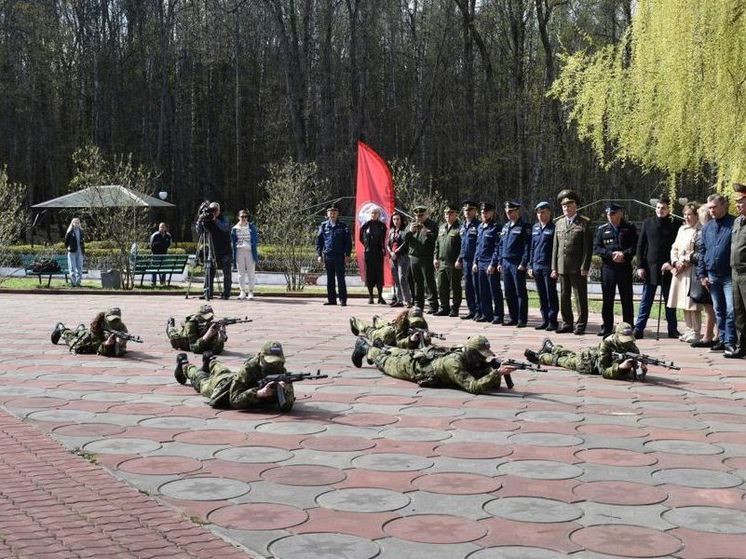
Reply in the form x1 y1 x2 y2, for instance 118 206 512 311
551 190 594 335
633 196 681 338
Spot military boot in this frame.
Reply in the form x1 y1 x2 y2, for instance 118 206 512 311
51 323 66 345
202 350 216 372
166 317 175 336
524 348 540 364
540 338 554 354
351 337 370 368
174 353 189 385
349 317 359 336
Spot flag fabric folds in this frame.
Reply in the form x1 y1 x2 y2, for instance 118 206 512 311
355 141 395 286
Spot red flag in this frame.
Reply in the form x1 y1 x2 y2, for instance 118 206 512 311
355 141 395 287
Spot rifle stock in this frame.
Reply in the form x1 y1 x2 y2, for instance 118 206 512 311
103 328 143 343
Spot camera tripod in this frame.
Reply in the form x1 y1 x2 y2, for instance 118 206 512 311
185 228 222 300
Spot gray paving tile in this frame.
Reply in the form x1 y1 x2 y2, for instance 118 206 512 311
139 416 212 429
581 435 648 452
577 502 674 530
483 496 583 523
255 421 327 435
158 476 251 500
516 410 584 423
315 487 411 512
268 533 380 559
508 433 584 447
401 490 494 520
115 471 179 495
28 409 97 424
351 453 434 472
210 526 286 559
446 431 514 445
399 406 465 417
429 456 503 476
235 481 331 509
379 427 453 442
662 505 746 533
578 464 656 484
83 437 162 454
214 446 294 464
581 413 640 426
347 403 403 415
497 459 584 480
637 416 707 430
283 448 360 469
643 439 723 455
651 468 743 488
51 434 105 450
321 424 383 438
148 441 228 459
90 413 150 426
468 547 568 559
378 538 479 559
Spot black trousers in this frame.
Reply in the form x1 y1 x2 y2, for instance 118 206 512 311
600 264 634 331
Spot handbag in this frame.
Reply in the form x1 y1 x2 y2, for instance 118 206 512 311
687 266 712 305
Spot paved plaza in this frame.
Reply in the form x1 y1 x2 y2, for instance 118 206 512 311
1 292 746 559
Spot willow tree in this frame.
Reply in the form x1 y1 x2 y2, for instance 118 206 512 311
551 0 746 189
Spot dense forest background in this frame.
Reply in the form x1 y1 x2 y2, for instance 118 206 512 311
0 0 705 239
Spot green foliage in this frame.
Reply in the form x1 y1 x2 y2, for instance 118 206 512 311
69 145 158 289
255 160 330 291
551 0 746 187
389 158 446 218
0 168 30 285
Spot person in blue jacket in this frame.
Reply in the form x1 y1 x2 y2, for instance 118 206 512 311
472 202 504 324
499 201 531 327
696 193 736 352
231 210 259 300
528 202 558 331
316 202 352 306
457 200 480 320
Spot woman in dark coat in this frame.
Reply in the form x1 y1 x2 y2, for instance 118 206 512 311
360 207 387 304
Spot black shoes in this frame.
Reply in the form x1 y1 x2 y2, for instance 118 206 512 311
634 330 644 339
491 318 503 325
323 301 337 306
426 308 438 315
378 298 387 305
51 323 65 345
524 349 539 364
351 337 370 368
340 301 347 307
461 313 475 320
516 322 527 328
448 310 460 318
724 346 745 358
668 330 682 339
556 324 573 334
349 317 359 336
597 330 611 337
475 316 487 323
573 327 585 335
503 321 518 327
691 339 715 348
368 297 374 304
435 309 450 316
711 342 726 352
174 353 189 385
546 323 558 332
535 323 548 330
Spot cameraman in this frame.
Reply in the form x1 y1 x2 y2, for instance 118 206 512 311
196 202 233 300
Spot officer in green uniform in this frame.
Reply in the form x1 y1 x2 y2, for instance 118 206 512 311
434 203 463 317
523 322 646 380
166 305 225 354
351 335 516 393
173 341 295 411
349 307 431 348
51 308 128 357
406 205 439 313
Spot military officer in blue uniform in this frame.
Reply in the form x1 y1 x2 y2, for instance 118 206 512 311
316 202 352 306
456 200 479 320
594 203 638 336
529 201 559 331
499 201 531 327
472 202 504 324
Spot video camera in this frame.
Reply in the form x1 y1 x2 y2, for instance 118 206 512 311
197 201 216 226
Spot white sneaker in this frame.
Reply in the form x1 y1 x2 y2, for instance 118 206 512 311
237 291 246 300
247 292 255 300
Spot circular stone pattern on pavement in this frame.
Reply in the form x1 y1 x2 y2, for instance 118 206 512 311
269 533 380 559
256 421 327 435
174 429 248 445
83 437 161 455
450 418 519 432
379 427 452 442
651 468 743 489
497 459 584 480
434 442 513 460
413 472 501 495
509 432 584 447
261 464 347 486
483 496 582 523
572 480 668 505
213 446 294 464
571 525 682 557
118 456 203 475
575 448 657 467
383 514 487 544
316 488 411 512
159 477 251 500
576 423 647 438
352 453 434 472
208 503 308 530
331 413 399 427
300 435 375 452
52 423 125 437
643 439 723 455
662 506 746 533
516 410 584 423
467 547 568 559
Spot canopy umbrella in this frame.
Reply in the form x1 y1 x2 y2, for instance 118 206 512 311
31 185 175 209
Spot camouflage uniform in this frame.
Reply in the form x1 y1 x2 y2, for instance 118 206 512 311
53 308 128 357
167 305 225 354
365 336 505 394
181 341 296 411
534 322 640 380
350 309 430 349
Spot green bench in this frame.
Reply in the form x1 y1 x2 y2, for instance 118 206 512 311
21 254 87 287
132 253 189 287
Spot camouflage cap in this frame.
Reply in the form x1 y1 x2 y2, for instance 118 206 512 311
409 306 423 318
260 341 285 364
614 322 635 343
463 335 495 358
198 304 214 318
105 307 121 320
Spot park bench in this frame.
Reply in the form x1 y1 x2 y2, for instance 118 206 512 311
21 254 87 287
132 253 189 287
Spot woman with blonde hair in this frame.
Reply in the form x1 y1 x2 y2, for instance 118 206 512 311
64 217 85 287
664 203 701 342
689 204 718 347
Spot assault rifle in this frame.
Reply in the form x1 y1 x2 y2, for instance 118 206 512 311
258 370 329 411
408 327 445 349
214 316 253 327
611 351 680 381
487 358 546 390
103 328 143 343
